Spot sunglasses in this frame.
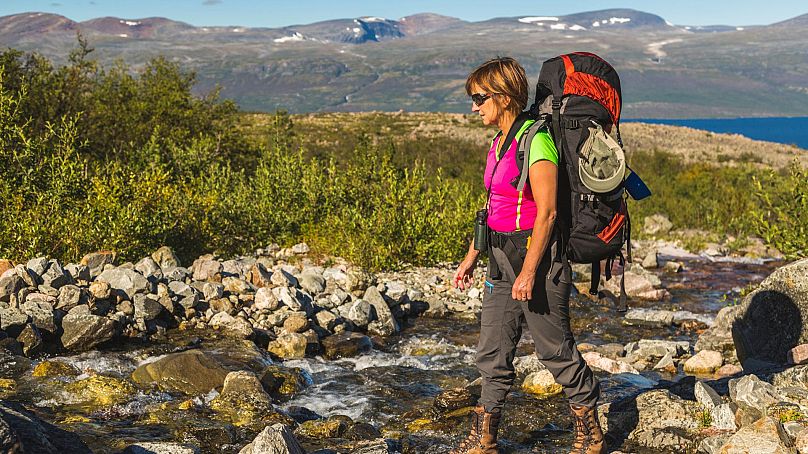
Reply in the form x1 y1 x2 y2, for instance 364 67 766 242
471 92 495 106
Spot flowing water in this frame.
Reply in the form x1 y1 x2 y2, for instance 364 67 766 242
0 256 780 453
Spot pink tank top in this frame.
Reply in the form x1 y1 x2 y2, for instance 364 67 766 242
484 135 536 232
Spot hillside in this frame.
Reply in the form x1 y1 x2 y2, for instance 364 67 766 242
1 9 807 117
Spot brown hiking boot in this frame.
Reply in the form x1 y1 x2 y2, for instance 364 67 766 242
569 403 605 454
449 405 501 454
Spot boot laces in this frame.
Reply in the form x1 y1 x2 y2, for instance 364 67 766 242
451 409 483 453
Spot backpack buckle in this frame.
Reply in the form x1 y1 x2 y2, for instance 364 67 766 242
551 99 562 110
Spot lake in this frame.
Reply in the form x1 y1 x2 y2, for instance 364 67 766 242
628 117 808 150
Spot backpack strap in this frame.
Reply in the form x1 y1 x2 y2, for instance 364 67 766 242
616 252 627 312
589 262 600 296
515 119 547 192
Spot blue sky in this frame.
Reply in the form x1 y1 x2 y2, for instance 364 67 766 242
1 0 805 27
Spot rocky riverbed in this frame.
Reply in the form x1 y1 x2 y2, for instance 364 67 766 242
0 229 806 453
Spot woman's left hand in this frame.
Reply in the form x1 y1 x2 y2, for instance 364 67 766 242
511 271 535 301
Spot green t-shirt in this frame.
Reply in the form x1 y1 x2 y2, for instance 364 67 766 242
503 119 558 167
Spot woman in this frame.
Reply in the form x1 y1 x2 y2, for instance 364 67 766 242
451 57 605 454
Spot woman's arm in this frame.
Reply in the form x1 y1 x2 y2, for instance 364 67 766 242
453 239 480 290
511 161 557 301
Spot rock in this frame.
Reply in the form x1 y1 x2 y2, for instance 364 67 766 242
364 287 399 336
64 264 90 282
797 429 808 454
32 360 79 378
238 423 304 454
623 308 675 326
26 257 48 281
384 281 408 303
88 281 111 300
607 272 666 300
191 256 222 282
345 422 382 441
695 381 723 409
296 419 345 438
684 350 723 374
0 399 92 453
135 257 162 281
664 261 684 273
299 271 326 295
80 250 116 278
163 267 191 282
15 264 37 287
582 351 639 374
321 332 372 360
57 285 87 311
522 370 562 396
267 333 308 359
0 260 13 276
210 370 276 427
346 268 375 295
314 310 338 331
259 365 310 397
695 305 743 360
730 374 780 414
653 353 676 373
628 339 690 359
97 268 151 300
788 344 808 365
711 402 739 431
254 287 279 311
347 300 375 328
291 243 310 254
282 312 309 334
17 323 43 356
247 262 273 288
134 294 164 321
60 312 116 351
641 250 658 269
433 387 475 413
274 287 312 315
352 439 395 454
131 350 229 395
716 364 743 378
209 312 254 338
0 307 29 333
514 354 548 376
122 442 200 454
200 282 223 302
63 374 136 407
0 274 24 303
222 277 253 295
644 214 673 236
731 258 808 366
718 417 793 453
152 246 181 269
271 269 298 288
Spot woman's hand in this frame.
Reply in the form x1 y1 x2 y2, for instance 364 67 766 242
453 257 477 290
512 270 535 301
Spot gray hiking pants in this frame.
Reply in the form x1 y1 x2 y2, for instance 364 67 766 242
476 235 600 411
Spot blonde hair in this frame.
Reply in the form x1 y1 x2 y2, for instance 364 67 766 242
465 57 528 115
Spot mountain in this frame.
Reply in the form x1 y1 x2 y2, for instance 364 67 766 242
0 9 806 118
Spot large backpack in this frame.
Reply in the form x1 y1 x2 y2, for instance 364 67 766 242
514 52 631 311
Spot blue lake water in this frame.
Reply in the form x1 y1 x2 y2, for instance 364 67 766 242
627 117 808 150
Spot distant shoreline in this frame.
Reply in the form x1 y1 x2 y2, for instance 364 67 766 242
626 117 808 149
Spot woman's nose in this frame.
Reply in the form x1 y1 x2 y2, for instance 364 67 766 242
471 103 480 112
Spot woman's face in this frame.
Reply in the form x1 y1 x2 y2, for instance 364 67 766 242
470 84 503 127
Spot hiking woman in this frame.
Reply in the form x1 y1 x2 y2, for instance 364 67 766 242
451 57 605 454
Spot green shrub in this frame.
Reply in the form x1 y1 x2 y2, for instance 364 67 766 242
752 163 808 258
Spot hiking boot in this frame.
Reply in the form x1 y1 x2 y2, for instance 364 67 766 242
569 403 605 454
449 405 501 454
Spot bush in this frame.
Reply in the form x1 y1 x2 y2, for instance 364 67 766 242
752 163 808 258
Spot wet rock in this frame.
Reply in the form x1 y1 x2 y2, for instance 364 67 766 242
0 274 24 303
131 350 229 395
644 214 673 236
299 271 326 295
282 312 309 334
695 381 723 409
192 256 223 282
210 370 277 427
345 422 383 441
433 387 475 413
259 365 310 397
32 360 79 378
122 442 200 454
522 370 562 396
63 374 136 407
717 416 792 453
731 257 808 367
152 246 181 269
296 418 345 438
97 268 151 300
352 439 396 454
238 423 305 454
514 354 548 376
623 308 675 326
286 406 321 424
582 351 639 374
267 333 308 359
321 332 372 360
80 250 116 278
60 312 116 351
684 350 723 374
0 399 92 453
730 374 780 414
364 287 399 336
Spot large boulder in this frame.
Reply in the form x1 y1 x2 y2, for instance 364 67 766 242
321 332 373 359
60 312 117 351
730 258 808 367
209 371 278 427
717 417 793 454
131 350 229 395
0 399 92 453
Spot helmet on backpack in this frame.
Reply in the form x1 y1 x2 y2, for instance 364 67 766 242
578 123 626 193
